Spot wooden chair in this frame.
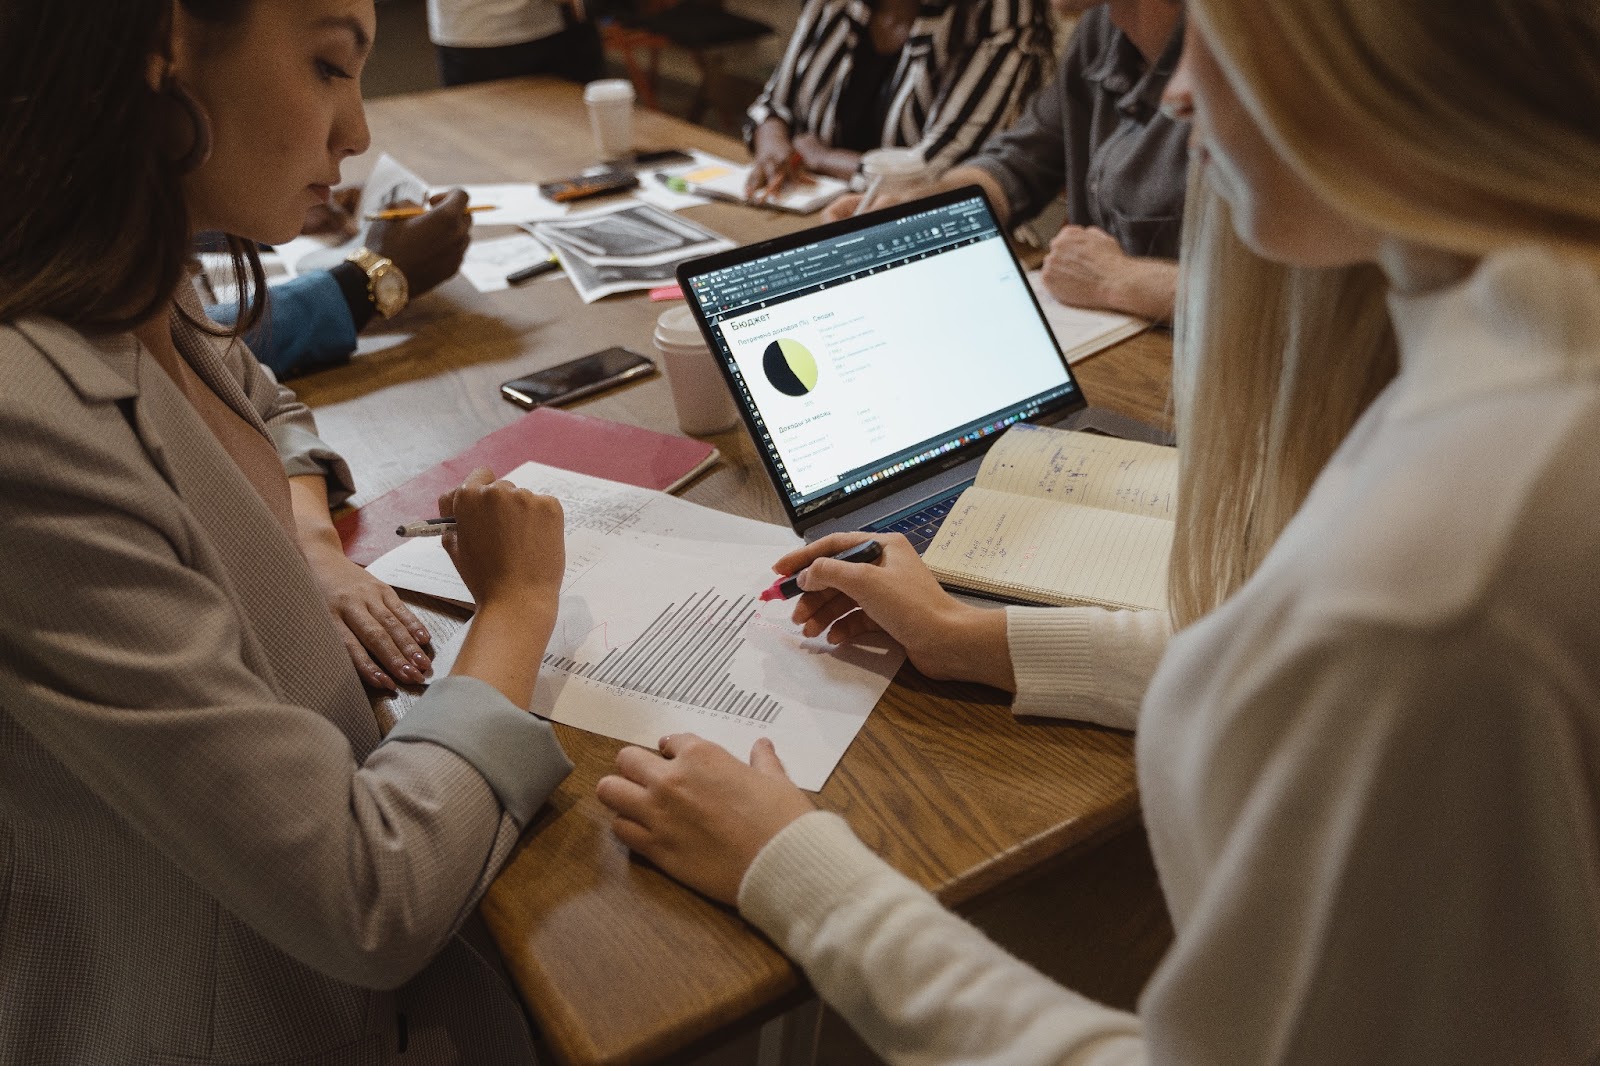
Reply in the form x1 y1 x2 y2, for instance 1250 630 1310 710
599 0 774 129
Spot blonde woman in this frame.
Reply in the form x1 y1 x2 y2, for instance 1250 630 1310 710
598 0 1600 1060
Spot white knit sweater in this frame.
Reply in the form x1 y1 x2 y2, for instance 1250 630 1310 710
739 246 1600 1064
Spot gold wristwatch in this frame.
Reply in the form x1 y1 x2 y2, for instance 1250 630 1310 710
345 247 409 319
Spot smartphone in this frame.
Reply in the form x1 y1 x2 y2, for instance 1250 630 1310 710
537 169 640 203
500 347 656 409
627 148 695 169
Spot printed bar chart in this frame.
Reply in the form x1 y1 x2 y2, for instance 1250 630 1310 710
544 590 783 723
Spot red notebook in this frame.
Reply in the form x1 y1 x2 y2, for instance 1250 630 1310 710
337 406 720 566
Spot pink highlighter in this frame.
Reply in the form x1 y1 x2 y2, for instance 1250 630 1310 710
760 539 884 602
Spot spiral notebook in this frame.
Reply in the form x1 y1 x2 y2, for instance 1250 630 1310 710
920 424 1177 610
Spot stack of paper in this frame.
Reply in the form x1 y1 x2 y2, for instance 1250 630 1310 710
531 201 733 303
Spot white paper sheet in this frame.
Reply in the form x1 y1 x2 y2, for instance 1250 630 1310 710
269 235 339 277
632 149 725 211
534 201 730 266
632 177 711 212
1025 270 1148 363
529 202 733 303
369 462 895 789
538 537 894 791
427 530 898 791
366 461 799 608
443 183 570 226
459 233 552 293
359 153 432 221
658 155 849 215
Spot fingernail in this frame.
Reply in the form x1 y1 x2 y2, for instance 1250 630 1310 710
400 665 424 684
410 651 431 669
412 628 430 643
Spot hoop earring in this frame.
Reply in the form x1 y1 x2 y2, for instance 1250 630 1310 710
163 80 213 173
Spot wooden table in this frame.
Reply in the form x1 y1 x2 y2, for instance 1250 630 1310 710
294 78 1174 1066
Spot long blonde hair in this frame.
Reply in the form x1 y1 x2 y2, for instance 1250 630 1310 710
1167 0 1600 627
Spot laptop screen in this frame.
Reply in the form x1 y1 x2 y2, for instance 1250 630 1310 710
682 191 1082 523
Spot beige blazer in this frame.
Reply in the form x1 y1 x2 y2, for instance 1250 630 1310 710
0 311 571 1065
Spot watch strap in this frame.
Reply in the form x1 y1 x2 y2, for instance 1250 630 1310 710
330 260 376 332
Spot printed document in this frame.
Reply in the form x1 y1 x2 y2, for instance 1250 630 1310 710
368 462 904 789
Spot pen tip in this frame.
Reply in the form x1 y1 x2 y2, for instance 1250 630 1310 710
758 587 782 603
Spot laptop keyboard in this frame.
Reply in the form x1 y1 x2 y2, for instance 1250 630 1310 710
862 480 972 553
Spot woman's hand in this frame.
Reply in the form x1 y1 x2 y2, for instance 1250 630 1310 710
289 473 433 691
597 734 817 905
438 468 565 615
746 119 811 201
300 539 433 691
776 532 1016 691
792 132 860 181
435 469 565 709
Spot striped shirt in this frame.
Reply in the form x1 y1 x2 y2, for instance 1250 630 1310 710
747 0 1054 175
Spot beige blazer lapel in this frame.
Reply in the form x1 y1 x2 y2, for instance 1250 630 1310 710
171 281 275 436
11 315 381 751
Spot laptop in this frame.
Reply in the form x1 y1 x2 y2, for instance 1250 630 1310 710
678 186 1163 548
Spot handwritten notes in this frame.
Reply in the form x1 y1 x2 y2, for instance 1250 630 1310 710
976 423 1177 517
922 425 1178 610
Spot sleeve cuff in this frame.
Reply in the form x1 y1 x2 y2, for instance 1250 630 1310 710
272 422 357 508
1007 607 1097 717
738 810 906 952
382 675 573 826
329 261 376 335
1006 607 1170 732
966 156 1035 226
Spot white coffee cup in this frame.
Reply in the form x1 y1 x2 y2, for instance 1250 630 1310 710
654 306 739 436
583 79 636 161
857 147 933 213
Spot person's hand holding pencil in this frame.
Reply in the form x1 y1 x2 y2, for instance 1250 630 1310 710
365 188 474 298
366 203 496 221
746 118 816 203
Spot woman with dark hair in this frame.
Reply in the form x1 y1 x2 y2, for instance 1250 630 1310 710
0 1 569 1061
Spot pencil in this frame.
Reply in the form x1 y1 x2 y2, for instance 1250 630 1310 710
365 204 497 221
396 517 457 537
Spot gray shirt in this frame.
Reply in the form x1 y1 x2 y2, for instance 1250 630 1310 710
968 7 1189 259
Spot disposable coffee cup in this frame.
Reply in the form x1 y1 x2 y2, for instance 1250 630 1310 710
654 306 739 436
857 147 933 213
584 79 636 161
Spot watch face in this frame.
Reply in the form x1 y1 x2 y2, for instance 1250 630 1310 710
372 263 409 318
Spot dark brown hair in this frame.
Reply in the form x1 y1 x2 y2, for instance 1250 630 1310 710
0 0 263 334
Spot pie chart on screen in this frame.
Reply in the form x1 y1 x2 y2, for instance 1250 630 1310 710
762 338 819 397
